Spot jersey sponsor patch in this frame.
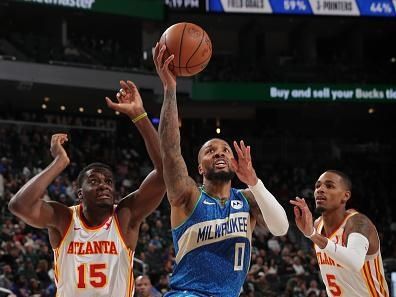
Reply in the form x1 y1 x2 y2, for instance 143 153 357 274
231 200 243 210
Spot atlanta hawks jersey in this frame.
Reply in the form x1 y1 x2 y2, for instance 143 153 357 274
165 187 252 297
53 205 134 297
314 210 389 297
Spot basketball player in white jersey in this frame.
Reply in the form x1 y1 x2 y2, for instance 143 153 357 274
8 80 165 297
290 170 389 297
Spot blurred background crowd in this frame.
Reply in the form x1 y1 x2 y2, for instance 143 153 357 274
0 113 395 296
1 0 396 296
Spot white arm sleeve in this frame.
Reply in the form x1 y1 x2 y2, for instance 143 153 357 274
321 232 369 272
248 179 289 236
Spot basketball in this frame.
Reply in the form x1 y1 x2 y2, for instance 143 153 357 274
159 22 212 77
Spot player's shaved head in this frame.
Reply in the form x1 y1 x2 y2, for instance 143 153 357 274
198 138 231 163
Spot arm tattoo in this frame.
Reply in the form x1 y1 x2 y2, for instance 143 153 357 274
159 88 191 198
159 88 183 157
160 89 180 153
348 214 371 238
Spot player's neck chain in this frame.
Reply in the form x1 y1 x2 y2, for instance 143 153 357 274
202 185 228 206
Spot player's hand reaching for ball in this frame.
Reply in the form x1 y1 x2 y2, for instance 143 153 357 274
153 42 176 90
105 80 145 120
50 133 69 165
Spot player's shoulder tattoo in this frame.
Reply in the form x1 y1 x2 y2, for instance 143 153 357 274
346 213 372 237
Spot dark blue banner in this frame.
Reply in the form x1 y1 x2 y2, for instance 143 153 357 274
269 0 313 14
205 0 396 17
356 0 396 16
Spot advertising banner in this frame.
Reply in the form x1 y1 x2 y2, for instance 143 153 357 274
269 0 313 14
192 82 396 102
15 0 164 20
165 0 206 12
206 0 272 13
206 0 396 16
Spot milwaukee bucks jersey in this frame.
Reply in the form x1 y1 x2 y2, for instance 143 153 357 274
166 187 252 297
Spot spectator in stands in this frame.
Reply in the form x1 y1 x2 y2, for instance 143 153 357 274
135 275 162 297
0 172 4 199
0 265 13 290
291 256 305 276
306 279 320 296
18 259 37 281
35 259 51 290
144 241 164 285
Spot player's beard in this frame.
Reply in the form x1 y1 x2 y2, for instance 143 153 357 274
98 202 114 209
315 206 325 215
96 198 114 209
205 168 235 182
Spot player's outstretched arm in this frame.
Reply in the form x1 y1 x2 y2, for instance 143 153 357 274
290 198 371 271
153 43 199 207
234 140 289 236
8 134 71 230
106 80 165 222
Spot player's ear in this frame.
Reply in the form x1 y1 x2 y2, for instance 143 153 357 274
77 188 83 201
342 190 351 204
198 164 203 175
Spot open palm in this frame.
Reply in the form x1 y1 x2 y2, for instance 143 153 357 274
231 140 258 186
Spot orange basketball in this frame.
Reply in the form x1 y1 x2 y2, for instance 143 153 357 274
159 22 212 77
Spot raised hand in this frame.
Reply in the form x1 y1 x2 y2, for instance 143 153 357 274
105 80 145 119
153 42 176 89
231 140 258 186
289 197 314 236
50 133 69 164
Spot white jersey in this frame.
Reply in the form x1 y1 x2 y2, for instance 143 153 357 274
314 210 389 297
53 205 134 297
